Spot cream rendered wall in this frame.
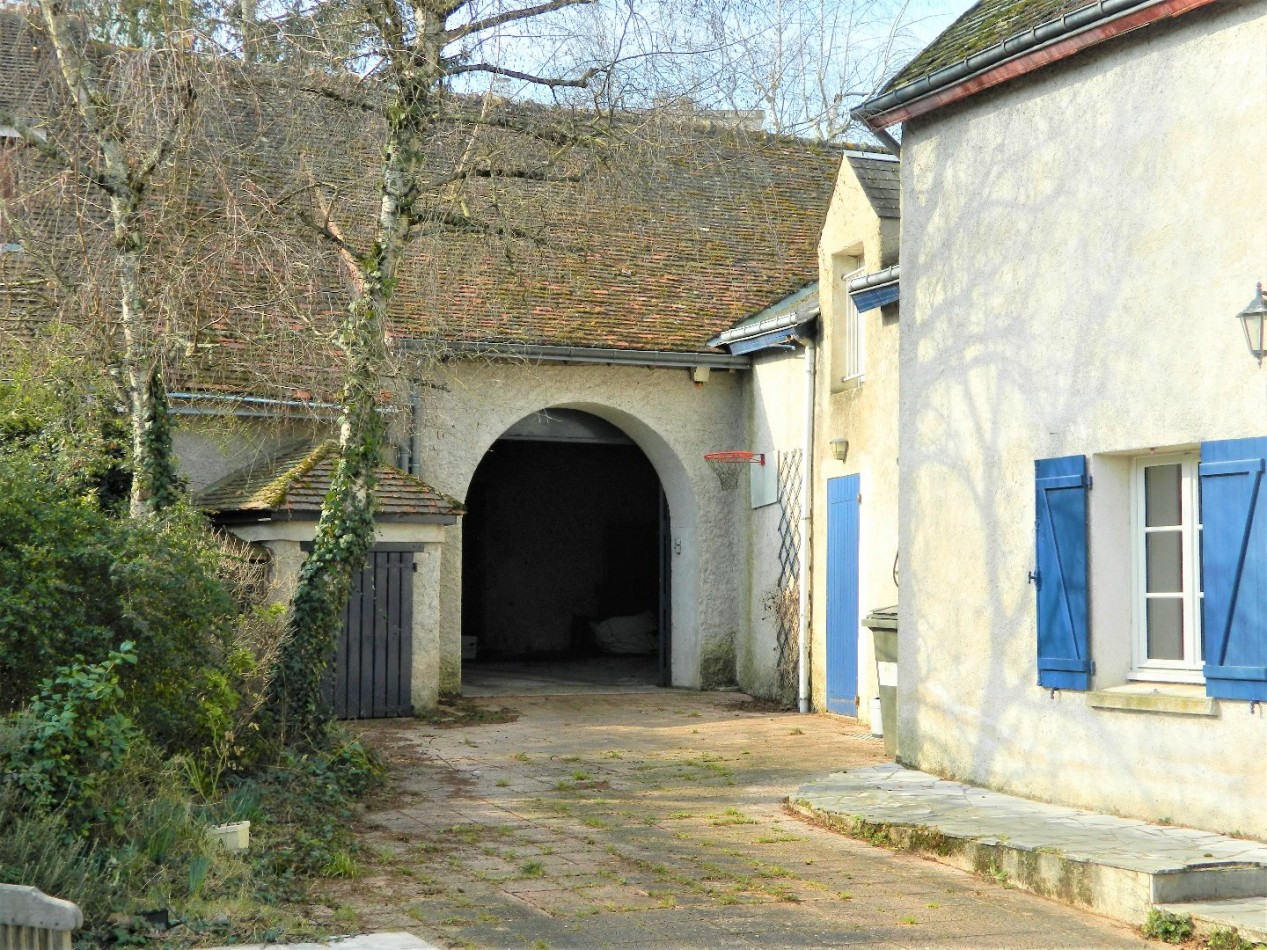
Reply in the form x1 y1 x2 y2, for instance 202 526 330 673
173 417 329 494
809 157 900 728
413 359 747 695
742 348 810 699
899 0 1267 835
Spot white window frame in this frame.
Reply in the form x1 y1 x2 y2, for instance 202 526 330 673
1130 453 1203 683
840 265 866 383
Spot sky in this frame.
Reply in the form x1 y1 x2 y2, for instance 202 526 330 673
907 0 977 51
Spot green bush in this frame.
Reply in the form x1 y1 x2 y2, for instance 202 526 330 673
1143 908 1195 943
0 448 243 757
0 785 118 927
1207 928 1253 950
2 644 142 835
244 732 384 879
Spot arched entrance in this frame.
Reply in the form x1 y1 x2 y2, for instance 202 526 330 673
461 408 670 691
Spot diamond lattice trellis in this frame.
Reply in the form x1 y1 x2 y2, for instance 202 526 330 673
774 450 803 703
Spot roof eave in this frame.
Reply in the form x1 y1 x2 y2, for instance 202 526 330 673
207 509 461 525
414 339 751 370
854 0 1217 130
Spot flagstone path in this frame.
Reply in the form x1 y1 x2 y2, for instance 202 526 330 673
311 691 1147 949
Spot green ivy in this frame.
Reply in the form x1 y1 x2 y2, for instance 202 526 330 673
3 644 141 836
133 368 184 516
263 293 387 746
263 74 430 747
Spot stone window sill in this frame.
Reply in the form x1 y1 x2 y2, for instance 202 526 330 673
1086 683 1217 717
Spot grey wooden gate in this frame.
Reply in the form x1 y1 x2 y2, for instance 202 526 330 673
326 550 414 719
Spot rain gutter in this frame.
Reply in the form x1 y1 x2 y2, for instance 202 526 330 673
707 288 821 350
847 265 901 294
853 0 1219 130
706 307 820 351
408 339 750 371
169 392 346 419
797 334 816 714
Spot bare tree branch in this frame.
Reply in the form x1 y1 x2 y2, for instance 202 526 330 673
132 76 198 186
443 0 595 45
446 62 601 88
0 107 108 191
426 160 591 189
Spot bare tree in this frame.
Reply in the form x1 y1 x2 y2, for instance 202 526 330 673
492 0 923 140
259 0 611 743
0 1 200 516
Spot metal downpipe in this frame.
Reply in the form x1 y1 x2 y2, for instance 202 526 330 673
798 337 816 714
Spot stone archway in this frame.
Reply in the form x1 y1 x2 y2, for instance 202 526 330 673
429 396 705 695
460 409 668 688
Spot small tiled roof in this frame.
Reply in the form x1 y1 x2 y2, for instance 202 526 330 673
196 441 463 521
887 0 1103 92
846 155 900 219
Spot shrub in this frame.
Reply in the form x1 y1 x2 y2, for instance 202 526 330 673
1207 928 1252 950
0 448 248 759
0 785 118 926
2 644 143 835
1143 908 1195 944
244 732 384 879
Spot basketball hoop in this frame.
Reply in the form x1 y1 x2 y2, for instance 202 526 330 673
704 451 765 492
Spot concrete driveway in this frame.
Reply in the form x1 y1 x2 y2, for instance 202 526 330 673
317 691 1146 949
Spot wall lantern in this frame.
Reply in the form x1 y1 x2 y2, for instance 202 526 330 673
830 438 849 462
1236 282 1267 366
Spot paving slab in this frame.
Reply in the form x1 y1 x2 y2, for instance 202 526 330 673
791 764 1267 928
311 691 1147 948
206 932 440 950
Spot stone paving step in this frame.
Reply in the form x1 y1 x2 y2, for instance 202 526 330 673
1157 896 1267 944
790 764 1267 930
207 932 439 950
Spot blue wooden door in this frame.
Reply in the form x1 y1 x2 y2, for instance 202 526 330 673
826 475 860 715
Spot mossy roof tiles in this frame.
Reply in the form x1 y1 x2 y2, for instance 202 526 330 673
0 14 846 395
195 440 463 520
886 0 1100 92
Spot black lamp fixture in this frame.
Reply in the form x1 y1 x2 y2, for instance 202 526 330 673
1236 282 1267 365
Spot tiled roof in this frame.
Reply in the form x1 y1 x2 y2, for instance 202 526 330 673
196 441 463 521
885 0 1099 92
0 15 846 397
847 155 900 219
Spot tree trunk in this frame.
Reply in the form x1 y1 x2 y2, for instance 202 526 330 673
39 3 185 520
264 73 425 744
112 189 179 518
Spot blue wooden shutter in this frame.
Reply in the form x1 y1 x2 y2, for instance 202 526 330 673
1034 455 1091 689
1199 437 1267 701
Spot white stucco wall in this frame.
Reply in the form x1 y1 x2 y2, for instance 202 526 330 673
899 0 1267 835
809 157 901 727
743 349 810 699
413 358 747 695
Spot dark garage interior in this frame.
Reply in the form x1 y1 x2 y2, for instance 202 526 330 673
461 410 666 689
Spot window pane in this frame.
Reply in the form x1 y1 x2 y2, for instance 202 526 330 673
1146 532 1183 593
1145 464 1182 527
1146 599 1184 660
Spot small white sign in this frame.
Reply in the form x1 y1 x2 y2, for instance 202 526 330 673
750 454 778 508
